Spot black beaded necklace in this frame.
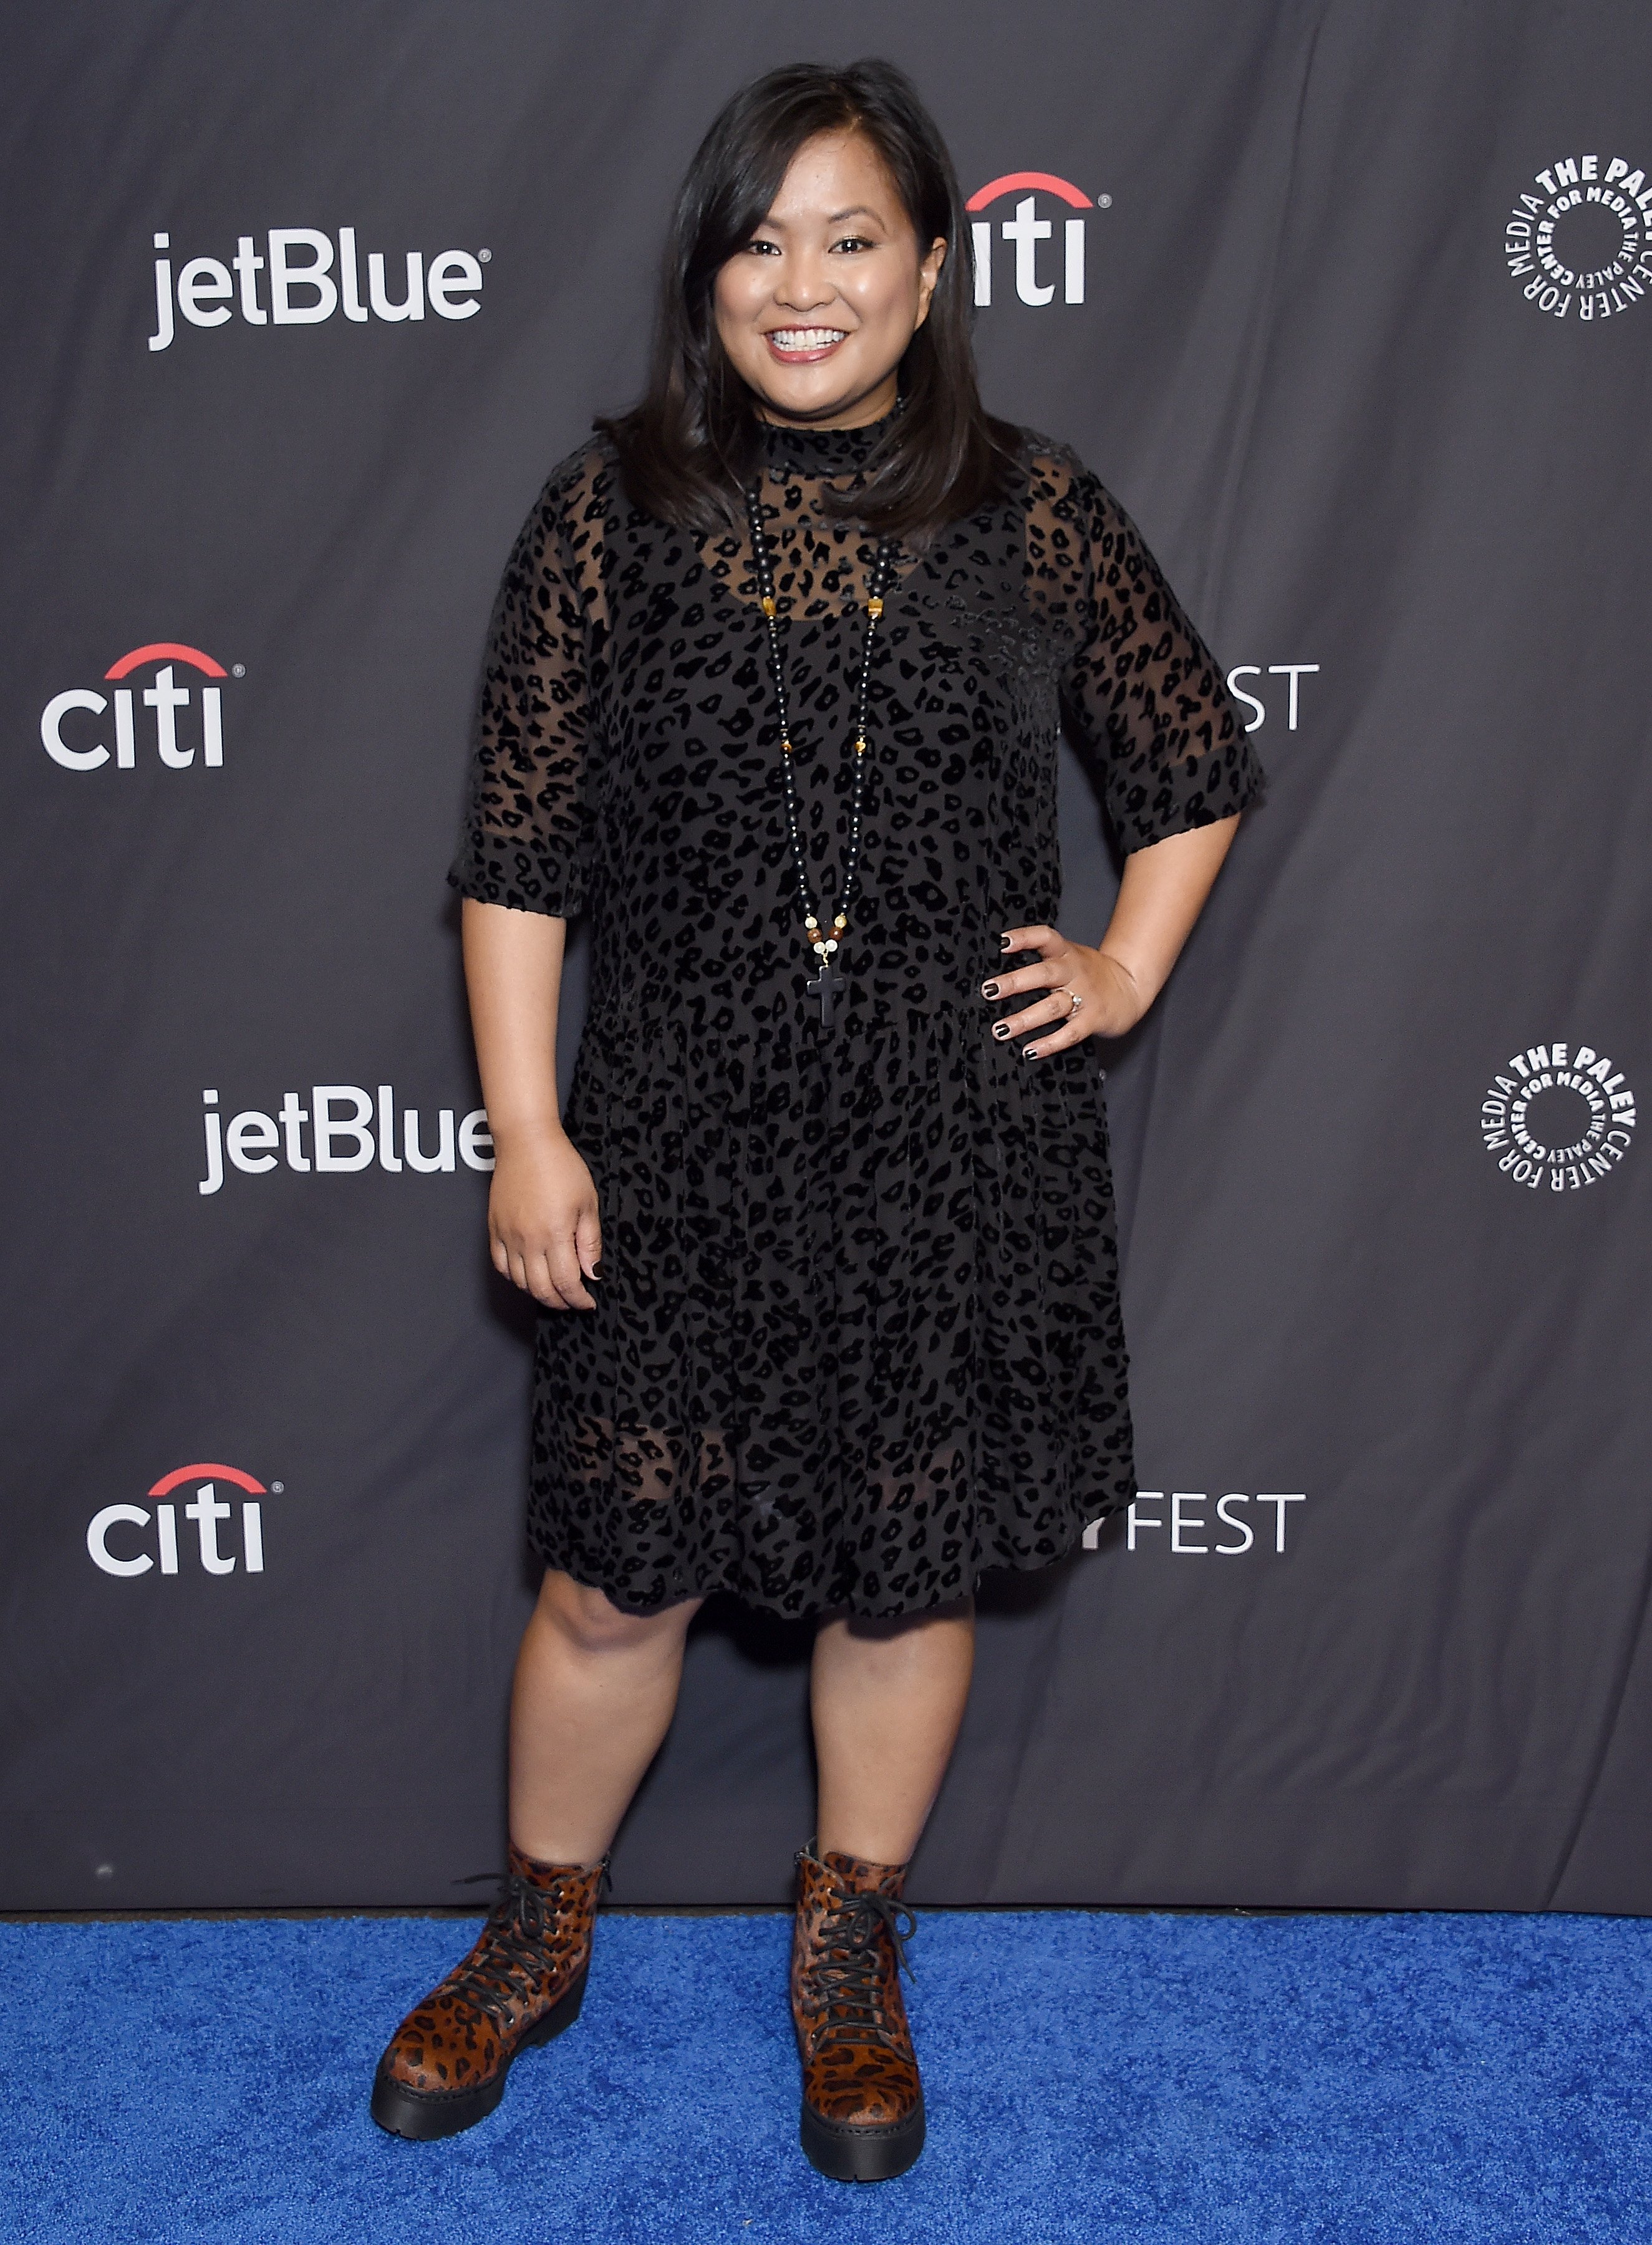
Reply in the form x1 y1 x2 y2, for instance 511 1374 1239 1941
745 477 894 1032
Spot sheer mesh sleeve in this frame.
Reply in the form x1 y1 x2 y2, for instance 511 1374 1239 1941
1030 447 1262 854
449 466 600 917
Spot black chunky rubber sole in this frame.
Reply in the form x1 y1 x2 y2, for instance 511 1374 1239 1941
369 1964 589 2141
799 2090 925 2183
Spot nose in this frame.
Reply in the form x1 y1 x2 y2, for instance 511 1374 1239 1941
775 249 836 316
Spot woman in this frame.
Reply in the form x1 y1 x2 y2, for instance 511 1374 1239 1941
370 57 1261 2181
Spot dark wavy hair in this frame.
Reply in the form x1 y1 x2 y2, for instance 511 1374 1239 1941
597 58 1019 541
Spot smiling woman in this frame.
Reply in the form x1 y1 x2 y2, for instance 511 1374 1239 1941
601 60 1020 536
713 132 945 421
370 55 1263 2189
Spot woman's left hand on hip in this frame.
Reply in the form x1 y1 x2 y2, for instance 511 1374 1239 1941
980 924 1146 1058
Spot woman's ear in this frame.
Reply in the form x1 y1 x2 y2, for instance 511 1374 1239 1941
914 234 947 329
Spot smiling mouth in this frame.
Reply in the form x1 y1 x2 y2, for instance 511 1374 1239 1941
765 327 850 362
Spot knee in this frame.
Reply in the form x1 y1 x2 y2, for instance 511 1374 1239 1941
833 1593 975 1646
536 1571 693 1658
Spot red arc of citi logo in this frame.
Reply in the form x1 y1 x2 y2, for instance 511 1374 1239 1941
966 171 1108 307
41 641 241 772
87 1462 275 1578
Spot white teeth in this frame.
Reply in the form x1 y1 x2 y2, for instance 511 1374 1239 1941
769 328 848 349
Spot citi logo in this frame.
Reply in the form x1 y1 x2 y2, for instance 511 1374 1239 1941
88 1464 273 1579
148 228 489 351
42 642 239 773
967 172 1108 307
199 1084 494 1195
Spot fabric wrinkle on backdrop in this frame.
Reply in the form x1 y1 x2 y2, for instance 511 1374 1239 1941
2 0 1648 1911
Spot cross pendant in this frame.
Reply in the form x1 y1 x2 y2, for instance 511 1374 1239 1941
806 960 848 1031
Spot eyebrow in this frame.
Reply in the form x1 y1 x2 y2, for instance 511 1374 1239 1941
755 205 882 231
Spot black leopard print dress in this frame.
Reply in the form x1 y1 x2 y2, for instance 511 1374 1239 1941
450 415 1262 1621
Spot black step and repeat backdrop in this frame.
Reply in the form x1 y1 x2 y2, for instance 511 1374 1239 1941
4 0 1650 1912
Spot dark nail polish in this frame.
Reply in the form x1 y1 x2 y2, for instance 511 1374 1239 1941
981 980 1000 999
1024 1046 1039 1060
1000 932 1013 950
992 1022 1010 1039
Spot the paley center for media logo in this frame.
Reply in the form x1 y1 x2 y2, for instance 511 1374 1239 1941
1480 1041 1635 1190
88 1463 274 1579
41 641 241 772
967 171 1110 307
148 226 489 350
1504 153 1652 321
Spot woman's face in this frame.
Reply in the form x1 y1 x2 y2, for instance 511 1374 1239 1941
713 128 945 428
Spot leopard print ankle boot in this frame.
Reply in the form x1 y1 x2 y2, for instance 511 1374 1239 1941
791 1843 924 2181
370 1842 606 2140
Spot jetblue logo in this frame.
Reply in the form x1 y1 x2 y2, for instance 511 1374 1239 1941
967 171 1108 307
148 228 489 350
198 1084 493 1194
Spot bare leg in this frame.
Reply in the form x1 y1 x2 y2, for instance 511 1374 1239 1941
810 1597 975 1863
509 1569 703 1866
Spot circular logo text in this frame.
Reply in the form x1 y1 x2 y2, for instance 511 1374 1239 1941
1481 1040 1636 1190
1505 154 1652 321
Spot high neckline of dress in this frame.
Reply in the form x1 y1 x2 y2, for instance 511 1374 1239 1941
760 408 898 476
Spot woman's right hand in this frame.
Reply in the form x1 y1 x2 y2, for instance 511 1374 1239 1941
487 1126 603 1310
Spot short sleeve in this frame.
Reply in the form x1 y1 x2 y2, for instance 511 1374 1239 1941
448 476 599 917
1053 463 1262 854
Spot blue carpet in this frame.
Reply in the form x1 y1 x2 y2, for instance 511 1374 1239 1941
4 1911 1652 2244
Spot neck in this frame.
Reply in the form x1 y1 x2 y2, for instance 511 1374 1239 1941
753 375 899 432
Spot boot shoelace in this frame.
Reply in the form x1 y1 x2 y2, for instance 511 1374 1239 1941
809 1886 918 2049
449 1863 607 2032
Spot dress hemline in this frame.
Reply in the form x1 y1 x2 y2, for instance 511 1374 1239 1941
524 1507 1123 1624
